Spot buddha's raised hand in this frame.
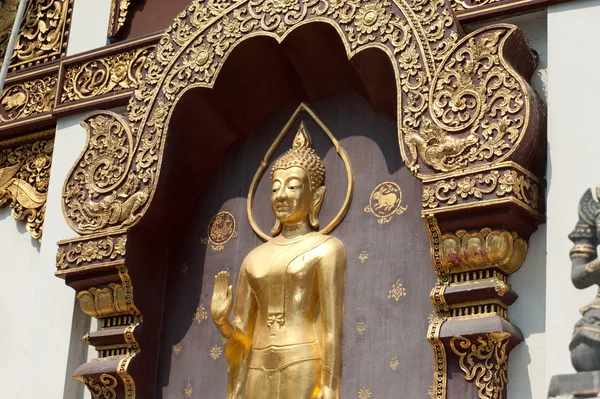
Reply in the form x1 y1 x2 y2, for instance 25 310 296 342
211 270 234 326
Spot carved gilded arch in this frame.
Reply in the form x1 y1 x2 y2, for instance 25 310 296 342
56 0 545 398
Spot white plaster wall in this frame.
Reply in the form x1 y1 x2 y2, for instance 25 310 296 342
0 1 111 398
546 0 600 389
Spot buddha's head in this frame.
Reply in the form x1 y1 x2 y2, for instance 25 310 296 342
270 122 326 236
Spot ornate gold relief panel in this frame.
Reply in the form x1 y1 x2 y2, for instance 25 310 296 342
60 45 155 104
0 0 73 71
157 95 436 398
0 129 54 240
0 69 57 124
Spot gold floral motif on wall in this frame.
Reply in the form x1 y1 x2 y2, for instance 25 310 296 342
61 45 155 103
0 0 73 72
0 131 54 240
0 74 57 122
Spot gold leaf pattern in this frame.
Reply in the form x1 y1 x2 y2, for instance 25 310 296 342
388 280 407 301
356 321 367 336
389 356 399 371
173 343 182 356
0 0 73 72
210 345 222 360
359 250 368 264
193 304 208 324
358 387 372 399
0 134 54 240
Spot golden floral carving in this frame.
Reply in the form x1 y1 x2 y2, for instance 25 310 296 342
439 228 527 275
0 0 73 71
355 3 390 35
450 332 511 399
424 168 540 212
494 280 510 296
84 373 118 399
61 46 155 104
56 235 126 269
0 134 53 240
0 75 57 121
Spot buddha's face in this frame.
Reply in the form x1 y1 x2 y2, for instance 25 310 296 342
271 166 313 225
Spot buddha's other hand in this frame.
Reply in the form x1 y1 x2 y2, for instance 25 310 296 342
211 270 234 326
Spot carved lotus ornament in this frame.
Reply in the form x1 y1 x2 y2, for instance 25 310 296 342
440 228 527 275
76 283 128 318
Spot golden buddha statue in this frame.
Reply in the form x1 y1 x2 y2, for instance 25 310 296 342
210 124 346 399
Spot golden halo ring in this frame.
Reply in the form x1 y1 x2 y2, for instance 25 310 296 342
247 103 354 241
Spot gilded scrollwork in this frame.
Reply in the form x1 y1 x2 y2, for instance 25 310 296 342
0 0 73 71
61 0 537 239
61 46 155 103
82 373 118 399
450 332 511 399
402 26 531 176
422 166 540 213
0 132 54 240
56 234 127 270
108 0 133 38
0 75 57 122
451 0 504 11
63 112 148 234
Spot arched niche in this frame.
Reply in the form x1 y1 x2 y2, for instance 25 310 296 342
55 0 545 398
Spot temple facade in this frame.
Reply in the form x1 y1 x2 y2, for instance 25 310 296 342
0 0 596 398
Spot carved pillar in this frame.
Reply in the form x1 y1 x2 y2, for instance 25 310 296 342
56 228 168 399
426 216 537 398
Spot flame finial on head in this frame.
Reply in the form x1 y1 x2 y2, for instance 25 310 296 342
271 121 325 192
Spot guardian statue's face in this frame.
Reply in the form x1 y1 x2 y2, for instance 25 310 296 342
271 166 313 226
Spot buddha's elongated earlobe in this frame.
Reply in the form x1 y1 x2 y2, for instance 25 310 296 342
271 219 282 236
309 186 326 229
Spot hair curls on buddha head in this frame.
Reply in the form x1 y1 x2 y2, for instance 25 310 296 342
270 122 326 235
